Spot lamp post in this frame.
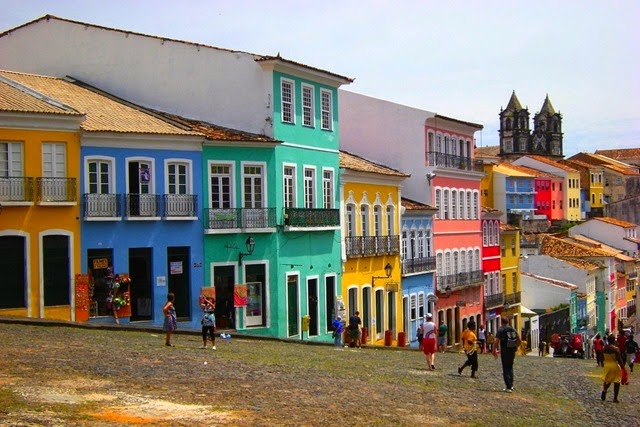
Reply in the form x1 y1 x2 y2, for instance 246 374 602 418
238 236 255 265
371 263 393 286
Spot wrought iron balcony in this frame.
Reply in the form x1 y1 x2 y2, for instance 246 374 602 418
345 235 400 257
505 291 522 306
436 269 484 293
402 256 436 274
0 176 34 202
426 151 473 171
126 194 160 218
83 193 122 218
283 208 340 228
163 194 197 217
36 177 76 203
205 207 276 230
484 293 504 309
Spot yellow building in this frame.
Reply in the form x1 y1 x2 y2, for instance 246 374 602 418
339 151 408 346
0 75 84 320
500 223 523 333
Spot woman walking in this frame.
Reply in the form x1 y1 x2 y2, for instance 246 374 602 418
163 292 177 347
601 334 625 403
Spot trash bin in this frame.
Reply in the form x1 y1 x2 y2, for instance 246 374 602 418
385 330 393 346
398 331 406 347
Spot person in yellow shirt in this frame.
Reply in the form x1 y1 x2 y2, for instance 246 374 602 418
457 320 478 378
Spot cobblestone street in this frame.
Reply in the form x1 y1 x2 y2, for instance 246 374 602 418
1 320 638 426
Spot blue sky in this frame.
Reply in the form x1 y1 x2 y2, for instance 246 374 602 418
1 0 638 157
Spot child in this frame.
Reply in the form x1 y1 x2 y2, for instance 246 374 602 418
200 296 216 350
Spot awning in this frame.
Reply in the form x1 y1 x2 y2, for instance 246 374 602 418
520 306 537 317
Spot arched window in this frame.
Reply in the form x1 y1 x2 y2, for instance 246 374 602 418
451 190 457 219
459 191 465 219
443 189 450 219
346 203 356 237
373 205 382 236
435 189 442 219
459 250 465 273
483 222 488 246
360 204 370 236
505 117 512 130
386 204 395 236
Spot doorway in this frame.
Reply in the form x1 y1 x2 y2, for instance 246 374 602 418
42 235 70 306
307 277 319 336
213 265 236 329
167 246 190 321
245 263 266 327
129 247 152 321
0 235 26 309
287 274 299 337
87 249 113 317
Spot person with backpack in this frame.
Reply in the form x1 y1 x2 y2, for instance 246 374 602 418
416 322 424 350
331 315 344 347
493 316 520 393
593 334 605 367
624 335 639 372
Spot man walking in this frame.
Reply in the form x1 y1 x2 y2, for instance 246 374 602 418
493 317 520 393
437 319 448 353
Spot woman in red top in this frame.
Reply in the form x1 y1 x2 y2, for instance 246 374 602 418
593 334 604 367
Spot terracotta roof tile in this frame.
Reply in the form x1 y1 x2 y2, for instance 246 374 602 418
522 272 578 289
0 70 201 136
340 150 410 177
0 77 82 116
595 148 640 161
475 145 500 158
524 155 579 172
500 223 520 231
401 197 436 211
540 235 615 257
594 217 637 228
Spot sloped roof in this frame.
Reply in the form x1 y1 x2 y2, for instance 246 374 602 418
568 152 639 175
497 161 561 179
540 234 617 258
538 94 557 116
501 223 520 231
593 217 637 228
522 272 578 290
595 148 640 161
494 162 536 178
524 155 579 172
0 76 82 116
339 150 410 177
401 197 436 211
558 258 601 272
0 70 201 136
475 145 501 158
505 90 523 111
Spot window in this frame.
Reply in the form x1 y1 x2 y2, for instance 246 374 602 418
167 161 189 195
374 205 382 236
320 89 333 130
346 204 356 237
281 79 294 124
459 191 464 219
501 237 506 257
386 205 394 235
42 143 66 178
410 294 417 321
401 230 408 259
425 229 432 256
302 84 314 127
0 141 25 200
483 222 488 246
243 164 264 208
435 189 442 219
322 169 333 209
418 293 425 319
417 230 424 258
303 167 315 208
360 205 370 236
473 192 479 219
283 165 296 208
451 190 457 219
210 163 232 208
467 191 472 219
443 189 449 219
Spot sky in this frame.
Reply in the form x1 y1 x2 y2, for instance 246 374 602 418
1 0 638 157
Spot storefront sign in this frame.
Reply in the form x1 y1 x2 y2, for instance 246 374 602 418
93 258 109 269
170 261 183 275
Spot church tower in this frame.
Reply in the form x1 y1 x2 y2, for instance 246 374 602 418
499 91 530 161
532 94 563 158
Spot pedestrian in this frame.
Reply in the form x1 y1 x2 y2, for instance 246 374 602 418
162 292 177 347
199 295 216 350
493 316 520 393
416 322 424 350
458 321 478 378
332 315 344 347
616 331 628 366
601 334 624 403
348 311 362 348
593 334 605 367
422 313 437 371
538 340 547 357
624 335 639 372
437 318 448 353
486 331 495 352
477 325 486 353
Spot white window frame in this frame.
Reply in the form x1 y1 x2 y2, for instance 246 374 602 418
281 78 295 124
242 162 266 208
360 204 370 237
302 83 315 127
208 161 235 209
303 166 316 209
386 204 395 235
320 89 333 131
322 168 334 209
42 142 66 178
86 156 115 194
283 164 297 208
373 205 382 236
165 159 192 195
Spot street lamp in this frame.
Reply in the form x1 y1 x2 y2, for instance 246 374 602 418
372 263 393 286
238 236 255 265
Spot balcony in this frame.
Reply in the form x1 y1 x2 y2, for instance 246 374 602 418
36 177 77 204
426 152 473 171
505 291 522 306
83 193 122 219
126 194 160 219
0 176 34 203
484 293 504 309
437 269 484 293
345 235 400 258
402 256 436 274
283 208 340 230
205 207 276 231
163 194 197 218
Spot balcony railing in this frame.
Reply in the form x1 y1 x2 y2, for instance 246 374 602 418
283 208 340 228
205 207 276 230
427 151 472 171
437 269 484 293
83 193 122 218
505 291 522 306
485 293 504 309
402 256 436 274
345 235 400 257
0 176 34 202
164 194 197 217
126 194 160 218
36 177 76 203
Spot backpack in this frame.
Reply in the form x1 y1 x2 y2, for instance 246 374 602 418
505 328 519 349
416 325 424 342
625 339 638 354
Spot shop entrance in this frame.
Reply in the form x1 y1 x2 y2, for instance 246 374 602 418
43 235 71 306
129 247 152 321
87 249 113 317
167 246 190 321
213 265 236 329
0 235 26 309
